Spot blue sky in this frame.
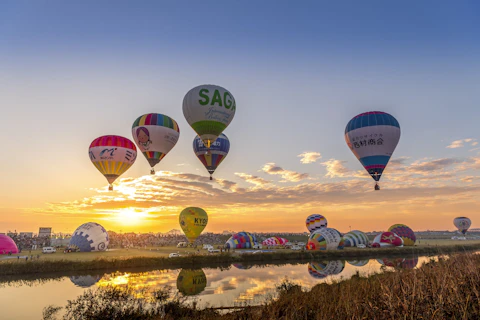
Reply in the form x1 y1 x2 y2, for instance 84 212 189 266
1 1 480 232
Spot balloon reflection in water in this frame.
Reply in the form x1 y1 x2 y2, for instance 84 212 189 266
307 260 345 279
176 269 207 296
346 260 369 267
233 263 253 270
70 275 102 288
377 257 419 269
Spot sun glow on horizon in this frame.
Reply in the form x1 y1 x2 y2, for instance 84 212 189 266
115 208 149 225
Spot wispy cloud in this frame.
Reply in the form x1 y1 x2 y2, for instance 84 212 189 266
261 163 309 182
446 138 477 149
234 173 271 186
321 159 366 179
297 152 322 164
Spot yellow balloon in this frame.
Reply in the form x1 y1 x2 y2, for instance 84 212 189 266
179 207 208 243
176 269 207 296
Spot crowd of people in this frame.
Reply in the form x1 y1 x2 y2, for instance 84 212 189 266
8 232 51 251
108 232 227 248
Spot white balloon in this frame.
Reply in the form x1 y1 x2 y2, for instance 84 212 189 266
69 222 109 252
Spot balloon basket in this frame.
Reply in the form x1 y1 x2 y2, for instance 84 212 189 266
210 176 213 181
150 169 155 175
108 185 113 191
374 184 380 191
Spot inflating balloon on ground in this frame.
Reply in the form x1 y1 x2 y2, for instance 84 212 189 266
69 222 109 252
388 224 416 246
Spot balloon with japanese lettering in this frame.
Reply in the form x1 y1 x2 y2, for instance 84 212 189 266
388 224 416 246
183 84 236 148
308 260 345 279
453 217 471 235
306 214 328 233
132 113 180 174
176 269 207 296
307 228 343 251
193 133 230 180
179 207 208 244
343 230 369 247
372 232 403 248
89 135 137 191
224 232 258 249
345 111 401 190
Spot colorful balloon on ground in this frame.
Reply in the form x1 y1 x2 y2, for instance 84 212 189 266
89 135 137 191
343 230 369 247
331 228 345 249
308 260 345 279
176 269 207 296
345 111 401 190
454 217 471 235
179 207 208 244
372 232 403 248
132 113 180 174
347 260 369 267
262 237 288 246
0 235 18 254
69 222 109 252
306 228 343 251
388 224 416 246
193 133 230 180
70 275 102 288
306 214 328 233
224 232 258 249
183 84 236 148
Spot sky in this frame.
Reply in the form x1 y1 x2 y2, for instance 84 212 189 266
1 1 480 234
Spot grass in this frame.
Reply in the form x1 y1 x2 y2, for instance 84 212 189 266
41 252 480 319
2 240 480 276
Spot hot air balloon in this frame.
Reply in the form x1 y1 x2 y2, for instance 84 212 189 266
0 235 19 254
193 133 230 180
132 113 180 174
345 111 401 190
262 236 288 246
69 222 109 252
372 232 403 248
307 228 343 251
179 207 208 244
70 275 102 288
183 85 236 149
343 230 369 247
224 232 258 249
89 135 137 191
176 269 207 296
454 217 471 235
306 214 328 233
388 224 416 246
308 261 345 279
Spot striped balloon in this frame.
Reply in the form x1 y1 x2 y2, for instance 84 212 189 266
347 260 369 267
343 230 369 247
345 111 400 190
224 232 258 249
89 135 137 191
306 214 328 233
193 133 230 180
262 236 288 246
307 228 342 251
132 113 180 174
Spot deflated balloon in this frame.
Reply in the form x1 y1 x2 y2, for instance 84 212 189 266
176 269 207 296
183 84 235 148
179 207 208 244
343 230 369 247
388 224 416 246
89 135 137 191
224 232 258 249
193 133 230 180
453 217 471 235
132 113 180 174
306 214 328 233
262 237 288 246
345 111 400 190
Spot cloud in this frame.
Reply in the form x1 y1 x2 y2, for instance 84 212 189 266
446 138 477 149
234 173 271 186
261 163 309 182
297 152 322 164
321 159 366 179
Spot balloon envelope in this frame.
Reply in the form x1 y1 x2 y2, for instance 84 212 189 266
69 222 109 252
372 232 403 248
262 237 288 246
453 217 471 235
89 135 137 190
307 228 343 251
225 232 258 249
345 111 400 186
388 224 416 246
343 230 369 247
179 207 208 243
193 133 230 179
132 113 180 172
308 260 345 279
176 269 207 296
183 84 236 148
306 214 328 233
0 235 18 254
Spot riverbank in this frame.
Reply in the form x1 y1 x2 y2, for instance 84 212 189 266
2 241 480 276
